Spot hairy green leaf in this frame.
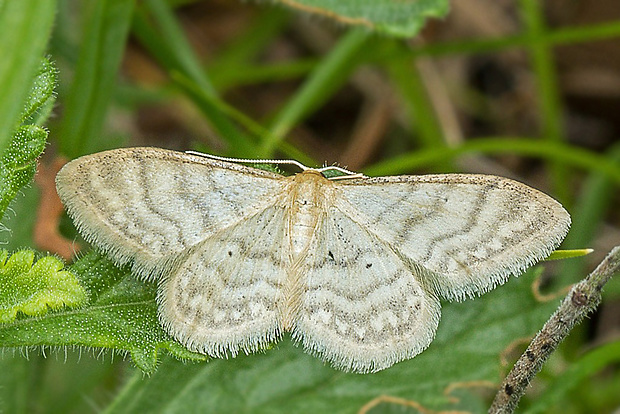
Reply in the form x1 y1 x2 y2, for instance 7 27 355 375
0 58 56 225
0 252 205 373
0 125 47 221
21 58 58 124
0 250 86 323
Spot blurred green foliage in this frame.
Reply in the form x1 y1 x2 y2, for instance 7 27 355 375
1 0 619 413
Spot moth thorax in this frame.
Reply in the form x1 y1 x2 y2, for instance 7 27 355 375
287 171 333 259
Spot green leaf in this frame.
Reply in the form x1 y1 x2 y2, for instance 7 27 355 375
269 0 449 38
0 0 56 156
0 57 56 227
104 268 559 413
0 125 47 221
20 58 58 124
0 56 56 245
0 250 87 323
0 251 205 373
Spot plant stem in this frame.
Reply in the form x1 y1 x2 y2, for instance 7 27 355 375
489 246 620 414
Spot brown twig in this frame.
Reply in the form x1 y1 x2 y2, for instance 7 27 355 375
489 246 620 414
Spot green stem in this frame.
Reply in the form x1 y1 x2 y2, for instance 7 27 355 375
520 0 569 205
364 138 620 186
262 29 370 157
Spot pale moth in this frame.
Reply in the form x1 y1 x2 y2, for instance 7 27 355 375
55 147 570 373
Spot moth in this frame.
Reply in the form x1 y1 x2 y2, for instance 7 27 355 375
56 147 570 373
